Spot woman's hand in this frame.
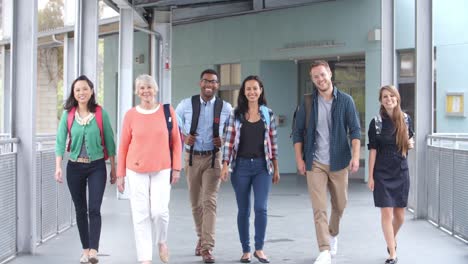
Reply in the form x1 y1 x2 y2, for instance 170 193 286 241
273 170 280 184
171 170 180 184
408 137 415 149
117 177 125 193
220 164 230 182
55 168 63 183
367 177 374 192
109 167 117 184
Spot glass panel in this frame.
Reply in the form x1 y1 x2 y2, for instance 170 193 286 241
99 0 119 20
38 0 65 32
220 64 231 86
0 46 4 133
231 63 241 86
37 45 64 133
433 0 468 133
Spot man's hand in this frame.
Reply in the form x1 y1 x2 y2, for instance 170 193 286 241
348 158 359 173
213 137 222 148
184 133 197 146
296 159 306 176
117 177 125 193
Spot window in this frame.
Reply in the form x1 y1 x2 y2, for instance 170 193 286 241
218 63 241 108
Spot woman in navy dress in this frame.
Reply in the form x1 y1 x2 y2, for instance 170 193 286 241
367 85 414 264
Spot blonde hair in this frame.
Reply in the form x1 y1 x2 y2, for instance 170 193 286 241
134 74 159 94
379 85 409 156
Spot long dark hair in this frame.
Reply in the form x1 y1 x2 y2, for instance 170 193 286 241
379 85 409 155
234 75 267 120
64 75 98 112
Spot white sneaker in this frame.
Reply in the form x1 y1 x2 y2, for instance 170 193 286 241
314 250 331 264
330 235 338 257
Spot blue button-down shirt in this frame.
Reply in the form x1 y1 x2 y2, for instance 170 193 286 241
292 87 361 171
175 96 232 151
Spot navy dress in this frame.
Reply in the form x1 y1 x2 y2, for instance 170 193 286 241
368 114 414 208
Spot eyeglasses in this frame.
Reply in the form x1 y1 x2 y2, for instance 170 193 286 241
201 79 219 84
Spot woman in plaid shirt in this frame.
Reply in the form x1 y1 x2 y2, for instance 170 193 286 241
220 75 280 263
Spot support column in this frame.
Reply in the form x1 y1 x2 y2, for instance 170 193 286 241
414 0 433 218
63 34 75 101
11 0 38 253
381 0 395 86
75 0 99 89
117 8 134 199
153 11 171 104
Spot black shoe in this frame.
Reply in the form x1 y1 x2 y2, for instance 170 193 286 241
253 252 270 264
240 255 251 263
385 257 398 264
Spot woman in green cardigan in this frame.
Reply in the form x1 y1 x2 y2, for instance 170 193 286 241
55 75 116 264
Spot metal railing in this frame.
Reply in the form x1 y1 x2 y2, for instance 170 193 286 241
35 134 74 245
426 134 468 242
0 138 19 264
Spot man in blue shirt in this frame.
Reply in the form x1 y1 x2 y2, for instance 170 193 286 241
175 69 232 263
292 60 360 264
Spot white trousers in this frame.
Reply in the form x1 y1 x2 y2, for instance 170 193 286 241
127 168 171 261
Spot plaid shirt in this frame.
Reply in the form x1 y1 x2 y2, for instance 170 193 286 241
292 86 361 171
222 106 278 174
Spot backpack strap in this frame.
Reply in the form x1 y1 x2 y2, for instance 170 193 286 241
163 104 173 181
212 97 223 168
67 106 108 160
66 107 77 152
95 106 108 160
189 95 201 166
260 105 273 159
374 114 383 135
304 93 313 131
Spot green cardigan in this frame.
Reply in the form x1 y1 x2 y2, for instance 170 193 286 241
55 109 116 161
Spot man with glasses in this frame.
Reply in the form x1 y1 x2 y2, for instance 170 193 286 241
176 69 232 263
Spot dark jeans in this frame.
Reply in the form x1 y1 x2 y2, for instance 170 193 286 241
231 157 272 253
67 158 107 251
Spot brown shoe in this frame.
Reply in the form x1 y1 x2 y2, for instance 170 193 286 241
195 240 202 256
201 250 215 263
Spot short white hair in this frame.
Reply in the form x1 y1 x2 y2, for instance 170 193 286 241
135 74 159 94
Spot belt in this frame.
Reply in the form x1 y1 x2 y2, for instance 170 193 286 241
72 157 91 163
186 149 219 156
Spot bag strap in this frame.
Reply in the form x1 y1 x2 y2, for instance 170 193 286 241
189 95 201 166
211 97 223 168
163 104 173 182
304 93 313 130
66 107 77 152
67 106 108 160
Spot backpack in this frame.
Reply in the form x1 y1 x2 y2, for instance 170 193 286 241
374 112 410 135
188 95 223 168
291 93 313 160
67 105 108 160
259 105 273 159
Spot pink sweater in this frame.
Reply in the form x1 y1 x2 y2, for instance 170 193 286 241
117 106 182 177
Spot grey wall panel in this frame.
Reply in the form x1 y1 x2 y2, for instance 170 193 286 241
453 150 468 240
0 154 17 262
40 151 58 240
427 146 440 223
438 149 454 232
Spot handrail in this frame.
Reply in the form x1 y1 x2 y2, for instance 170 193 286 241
427 135 468 142
0 138 20 144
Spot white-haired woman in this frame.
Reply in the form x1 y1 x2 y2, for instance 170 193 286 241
117 74 182 264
